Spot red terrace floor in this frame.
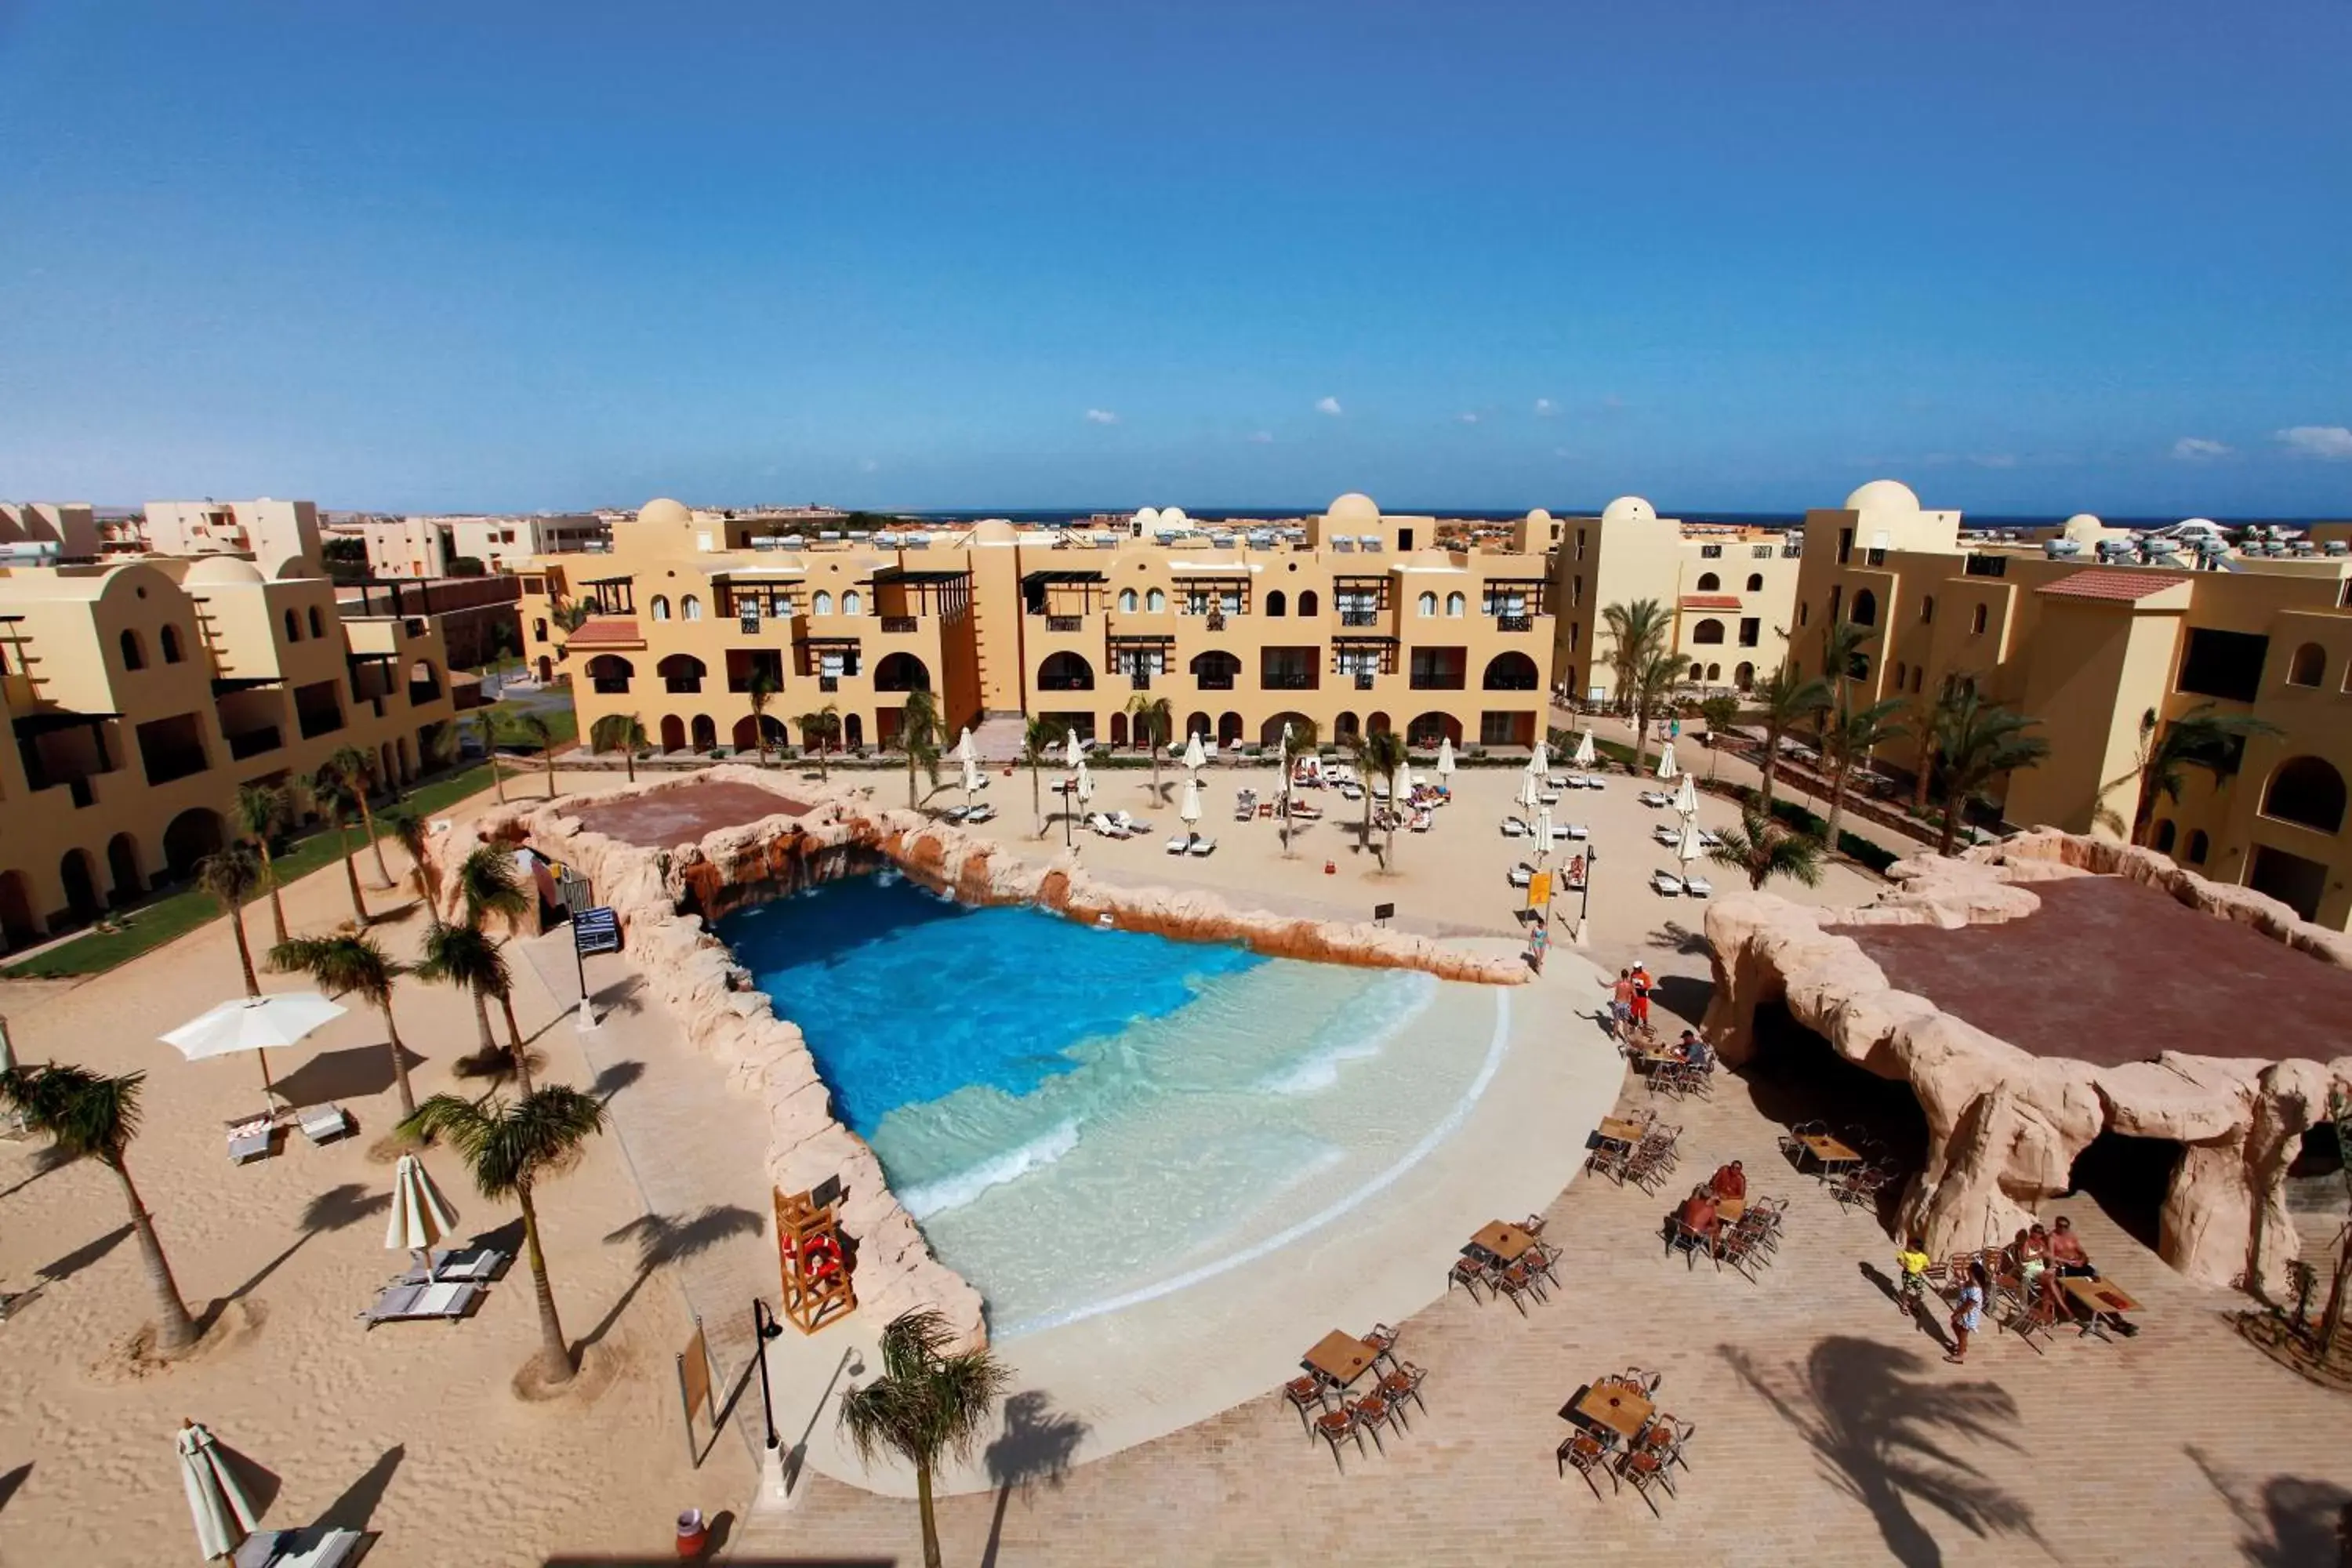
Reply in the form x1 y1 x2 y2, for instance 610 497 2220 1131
566 779 811 848
1830 876 2352 1068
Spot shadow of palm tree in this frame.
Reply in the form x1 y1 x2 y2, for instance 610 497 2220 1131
590 1058 646 1104
0 1461 25 1514
2188 1444 2352 1567
38 1223 131 1286
0 1143 71 1201
575 1204 765 1354
201 1182 391 1331
979 1390 1090 1568
1647 920 1711 957
1722 1337 2038 1568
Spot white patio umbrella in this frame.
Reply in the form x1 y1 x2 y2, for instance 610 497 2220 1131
1673 772 1699 818
1064 730 1085 771
1178 774 1202 840
1181 731 1207 772
1530 737 1549 776
178 1420 259 1562
954 726 975 766
386 1153 459 1281
1571 728 1598 771
1534 802 1555 859
1436 736 1457 784
1675 820 1704 869
962 752 983 800
162 993 347 1103
1075 760 1094 808
1655 742 1679 782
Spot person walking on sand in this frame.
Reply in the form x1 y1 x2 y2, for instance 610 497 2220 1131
1629 964 1653 1031
1610 970 1636 1033
1895 1236 1932 1319
1947 1258 1989 1363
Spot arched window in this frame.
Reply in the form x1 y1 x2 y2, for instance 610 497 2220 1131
1265 590 1287 617
682 594 703 620
1298 590 1319 616
1692 619 1726 645
160 625 183 663
586 654 633 694
1851 588 1878 626
283 608 301 642
1705 662 1721 681
1689 662 1704 681
2286 643 2325 687
2261 756 2347 834
1919 594 1936 625
651 595 672 621
873 652 931 692
1971 604 1988 634
1446 592 1466 618
1038 651 1094 691
308 606 325 639
2187 829 2210 865
1119 588 1138 612
1696 572 1721 592
2153 819 2178 853
811 590 832 615
1145 588 1166 612
1734 662 1755 689
1481 652 1540 691
1417 591 1437 618
1747 573 1764 593
658 653 705 694
118 628 146 670
842 590 862 615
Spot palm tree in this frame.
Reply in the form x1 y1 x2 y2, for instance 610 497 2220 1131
1930 691 2050 856
308 764 370 925
746 666 782 767
383 807 441 916
196 844 263 1000
1126 694 1173 804
1628 647 1683 779
1601 597 1673 716
328 746 396 888
416 920 531 1091
514 711 559 799
0 1065 197 1351
268 935 417 1118
588 713 648 784
2105 703 2282 847
1275 717 1320 857
1817 618 1876 707
1359 728 1410 870
1821 697 1909 851
798 704 840 780
898 688 943 810
400 1087 608 1384
474 710 508 804
1708 807 1827 892
234 784 292 945
455 844 532 933
1021 716 1065 839
1753 664 1831 815
837 1307 1011 1568
1698 695 1740 782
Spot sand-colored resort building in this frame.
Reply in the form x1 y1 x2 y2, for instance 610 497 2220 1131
361 512 610 579
1526 499 1804 702
1787 479 2352 928
0 504 461 950
519 493 1556 758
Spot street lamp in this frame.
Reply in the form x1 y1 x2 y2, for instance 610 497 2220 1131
1062 771 1075 849
1579 842 1599 934
752 1298 786 1452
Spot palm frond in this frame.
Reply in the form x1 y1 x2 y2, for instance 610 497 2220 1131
398 1086 604 1200
0 1063 142 1167
456 845 533 931
267 933 401 1007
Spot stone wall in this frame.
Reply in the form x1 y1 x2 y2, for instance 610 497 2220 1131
1700 834 2351 1298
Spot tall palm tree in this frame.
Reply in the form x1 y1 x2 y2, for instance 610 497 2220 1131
1708 807 1827 892
455 844 532 933
1821 697 1909 851
898 689 943 810
234 783 292 945
1698 695 1740 782
308 764 370 925
1930 692 2051 856
383 807 441 916
2104 702 2282 847
1817 618 1876 709
0 1065 197 1351
268 935 417 1118
1753 664 1831 815
328 746 395 888
1359 728 1410 870
1601 597 1673 717
196 844 263 1000
400 1087 608 1384
1126 694 1173 804
1346 733 1380 848
474 710 508 804
746 666 781 767
798 703 840 780
1021 716 1065 839
837 1307 1011 1568
514 711 559 799
1275 717 1320 857
416 921 531 1091
588 713 648 784
1628 647 1684 779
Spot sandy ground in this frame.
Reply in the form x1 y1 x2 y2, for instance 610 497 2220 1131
0 767 751 1566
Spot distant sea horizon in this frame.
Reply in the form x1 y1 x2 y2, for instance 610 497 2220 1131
902 507 2340 531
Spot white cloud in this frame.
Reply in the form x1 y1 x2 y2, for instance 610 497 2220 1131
1244 430 1274 445
1083 408 1119 425
1315 396 1343 416
1534 397 1556 416
2276 425 2352 459
1456 412 1479 424
2171 437 2231 462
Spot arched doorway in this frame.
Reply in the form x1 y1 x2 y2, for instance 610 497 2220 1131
2260 756 2347 834
1259 711 1312 748
660 714 687 750
844 713 865 748
731 715 760 751
1335 711 1360 741
1185 712 1212 748
874 652 931 693
59 850 101 923
1406 712 1463 748
1189 650 1241 691
1735 662 1755 690
1481 652 1540 691
0 872 36 950
397 736 415 782
536 655 553 683
1038 652 1094 692
106 833 143 900
1367 711 1392 736
690 714 717 751
1218 711 1244 746
1850 588 1878 626
1109 713 1129 747
162 808 225 882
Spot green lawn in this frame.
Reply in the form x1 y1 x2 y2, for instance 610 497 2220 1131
0 694 576 981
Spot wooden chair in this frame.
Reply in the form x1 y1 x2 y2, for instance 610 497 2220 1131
1348 1392 1402 1454
1362 1323 1399 1370
1280 1375 1327 1434
1312 1403 1366 1471
1377 1361 1428 1424
1620 1444 1676 1515
1448 1254 1490 1301
1491 1263 1540 1315
1558 1429 1616 1498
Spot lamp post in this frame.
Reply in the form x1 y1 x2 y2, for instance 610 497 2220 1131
1062 771 1075 850
752 1298 785 1453
1579 842 1599 940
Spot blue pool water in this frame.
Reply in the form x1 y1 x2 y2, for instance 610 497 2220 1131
718 874 1501 1332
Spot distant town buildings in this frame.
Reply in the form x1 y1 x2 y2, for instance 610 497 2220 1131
142 499 324 575
360 514 609 579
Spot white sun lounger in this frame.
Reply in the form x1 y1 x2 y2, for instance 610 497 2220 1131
1508 862 1535 887
296 1104 351 1145
361 1279 481 1328
1112 811 1152 834
940 804 971 822
1650 869 1683 895
1566 823 1590 840
233 1526 367 1568
1165 835 1192 855
227 1113 277 1164
1187 836 1218 857
963 803 995 823
1682 874 1714 898
1501 817 1528 837
1638 790 1671 808
1087 813 1129 839
1653 824 1682 847
396 1246 511 1286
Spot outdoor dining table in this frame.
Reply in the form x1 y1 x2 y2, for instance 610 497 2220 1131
2061 1277 2141 1340
1302 1330 1381 1391
1715 1196 1747 1224
1595 1116 1646 1147
1466 1221 1537 1266
1797 1133 1861 1177
1566 1383 1655 1445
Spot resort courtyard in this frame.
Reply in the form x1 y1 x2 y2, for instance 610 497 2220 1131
1 757 2346 1566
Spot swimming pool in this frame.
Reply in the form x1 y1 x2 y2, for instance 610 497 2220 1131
718 874 1506 1334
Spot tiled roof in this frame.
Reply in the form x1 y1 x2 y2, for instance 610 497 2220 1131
567 616 641 644
1679 595 1743 612
2037 570 2190 604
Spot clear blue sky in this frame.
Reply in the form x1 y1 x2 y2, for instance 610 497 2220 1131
3 2 2348 517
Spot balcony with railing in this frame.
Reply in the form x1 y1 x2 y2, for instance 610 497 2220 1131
1338 608 1381 628
881 615 918 634
1494 613 1534 633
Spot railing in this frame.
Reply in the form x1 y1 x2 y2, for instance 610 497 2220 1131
1483 675 1539 691
739 615 761 635
1196 676 1235 691
1338 609 1379 628
1205 612 1228 632
1261 671 1312 690
819 675 840 693
592 677 630 695
882 616 918 633
1128 672 1152 691
227 727 282 760
1780 545 1802 557
1037 676 1094 691
1408 674 1465 691
664 677 702 695
1354 671 1377 691
1495 613 1534 633
1964 555 2008 578
1865 548 1889 567
1046 615 1084 633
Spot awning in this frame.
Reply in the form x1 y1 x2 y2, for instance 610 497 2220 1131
869 566 971 585
1022 569 1107 586
212 677 282 694
1169 561 1256 575
12 709 119 736
795 633 862 645
1330 633 1399 644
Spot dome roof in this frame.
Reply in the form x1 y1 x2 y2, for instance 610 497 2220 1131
2061 514 2106 542
1134 506 1161 528
1160 506 1189 527
1526 508 1554 525
1324 492 1380 525
183 554 267 586
1600 496 1657 527
2179 517 2219 531
636 497 691 528
1843 478 1921 514
965 518 1020 545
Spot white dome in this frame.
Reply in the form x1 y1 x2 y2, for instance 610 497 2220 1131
1134 506 1161 528
1600 495 1657 527
1160 506 1189 527
2180 517 2218 531
2061 514 2106 542
1843 478 1921 514
1526 508 1554 525
636 497 691 528
1324 492 1380 525
183 554 267 586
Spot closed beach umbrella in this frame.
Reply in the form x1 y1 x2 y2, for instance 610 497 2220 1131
1436 736 1457 781
1516 771 1540 814
162 993 347 1103
177 1420 259 1561
1534 802 1554 857
1673 772 1699 817
962 753 983 799
1076 760 1094 807
1064 731 1084 772
1179 775 1202 828
1182 731 1207 772
1571 728 1597 771
386 1153 459 1280
1675 820 1704 867
1655 742 1679 782
954 726 975 766
1530 737 1548 776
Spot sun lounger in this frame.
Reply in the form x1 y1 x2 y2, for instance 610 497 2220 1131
1087 813 1129 838
1566 823 1589 840
1501 817 1527 837
1682 874 1713 898
232 1526 367 1568
296 1104 351 1145
1187 836 1218 857
227 1113 277 1165
1697 827 1721 848
1166 835 1192 855
396 1245 511 1285
1539 790 1562 806
360 1279 481 1328
963 803 996 823
941 804 971 822
1339 782 1363 800
1638 791 1670 808
1508 862 1535 887
1112 811 1152 834
1650 869 1683 895
1410 810 1432 833
1653 824 1681 846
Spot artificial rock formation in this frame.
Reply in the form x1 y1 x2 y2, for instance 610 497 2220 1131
441 766 1523 1348
1701 833 2350 1298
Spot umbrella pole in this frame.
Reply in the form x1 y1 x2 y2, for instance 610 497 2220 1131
258 1047 276 1108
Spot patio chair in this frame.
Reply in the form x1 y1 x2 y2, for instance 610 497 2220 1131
1606 1367 1662 1396
1377 1361 1428 1424
1448 1254 1490 1301
1524 1242 1563 1290
1348 1392 1403 1454
1620 1443 1677 1515
1519 1213 1548 1237
1312 1403 1367 1471
1558 1430 1616 1497
1280 1375 1327 1434
396 1245 510 1285
1361 1323 1399 1370
358 1279 481 1329
296 1104 352 1145
230 1527 367 1568
1490 1263 1540 1316
1640 1414 1697 1477
2006 1282 2064 1355
226 1115 277 1165
1665 1218 1711 1270
1777 1120 1824 1166
1585 1142 1629 1183
1719 1221 1769 1282
1187 836 1218 857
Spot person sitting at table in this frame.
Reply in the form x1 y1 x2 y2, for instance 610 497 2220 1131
2007 1225 2050 1298
2048 1214 2096 1279
1708 1160 1747 1200
1675 1186 1721 1253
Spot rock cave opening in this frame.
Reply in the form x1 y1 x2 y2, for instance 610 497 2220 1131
1739 1000 1929 1207
2063 1129 2179 1254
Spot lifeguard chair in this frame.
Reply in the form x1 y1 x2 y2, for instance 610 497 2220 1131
774 1185 857 1334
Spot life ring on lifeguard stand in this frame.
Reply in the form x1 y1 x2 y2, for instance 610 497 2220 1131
798 1233 844 1280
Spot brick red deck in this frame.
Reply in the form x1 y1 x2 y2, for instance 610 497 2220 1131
567 779 810 848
